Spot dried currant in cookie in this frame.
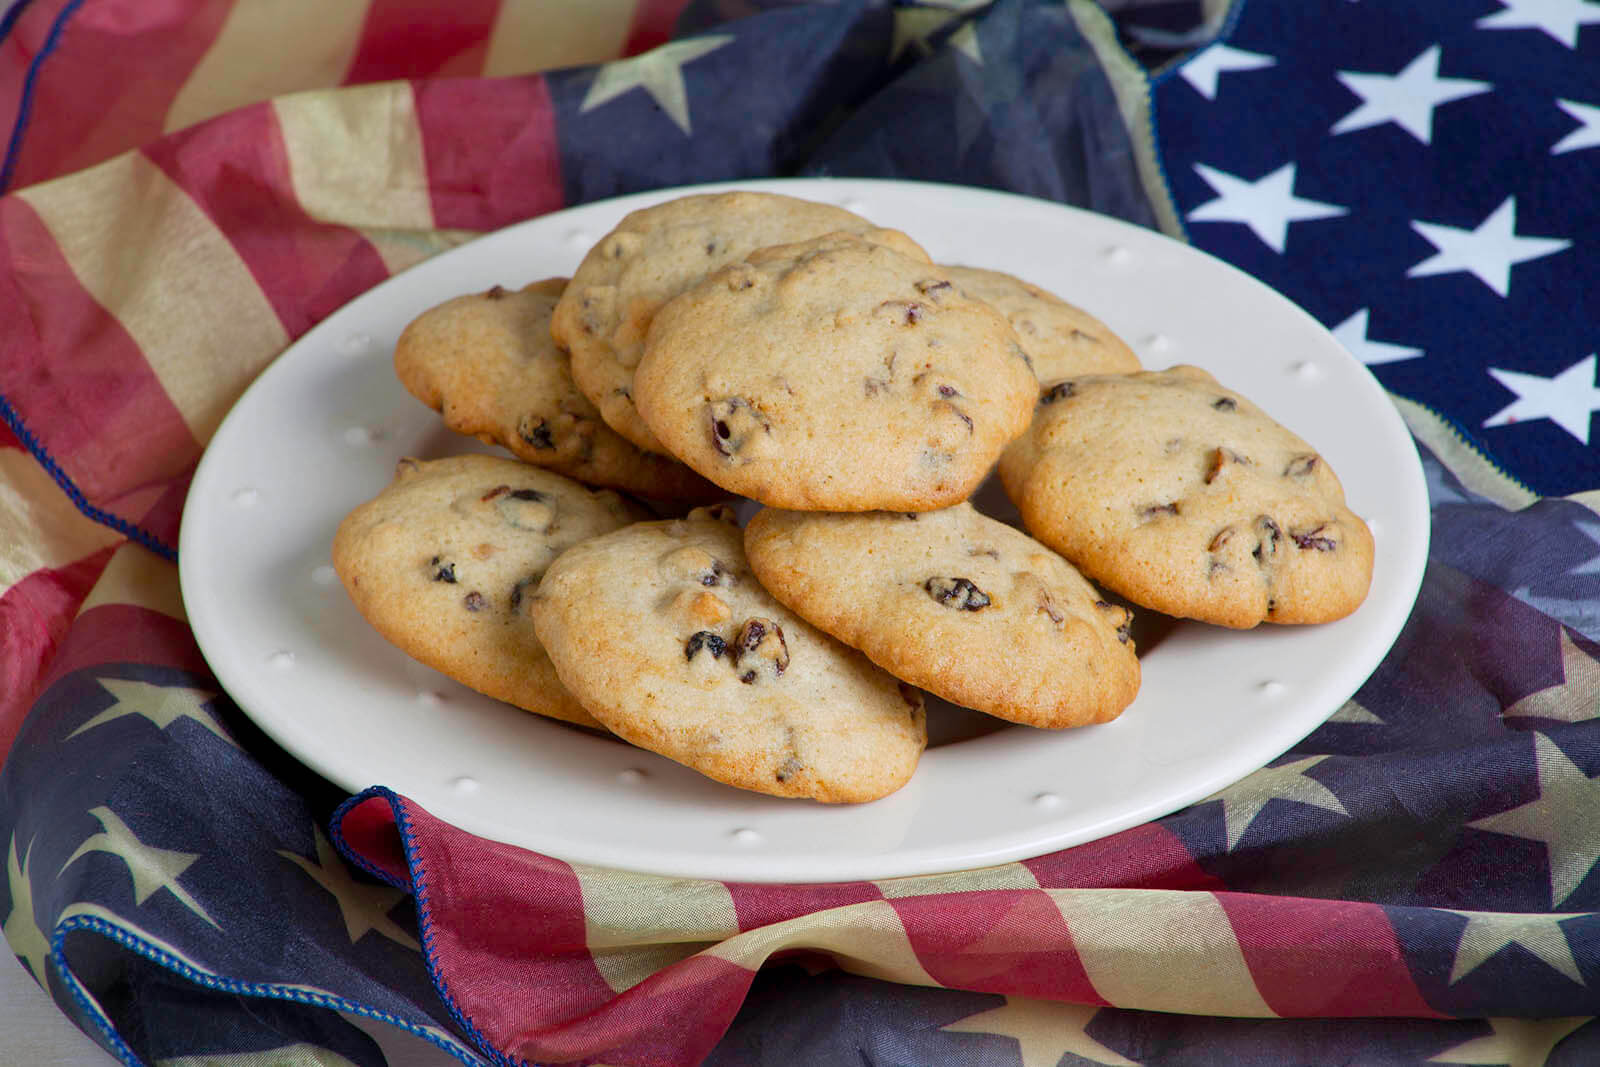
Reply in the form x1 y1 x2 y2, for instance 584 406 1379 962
708 397 768 460
685 630 728 662
1212 396 1237 411
1253 516 1282 565
1291 524 1338 551
496 488 555 532
463 591 486 612
429 556 457 583
924 577 991 611
517 416 556 450
1041 380 1075 403
1283 454 1319 478
733 618 789 683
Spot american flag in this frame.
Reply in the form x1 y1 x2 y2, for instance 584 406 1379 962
3 1 1599 1064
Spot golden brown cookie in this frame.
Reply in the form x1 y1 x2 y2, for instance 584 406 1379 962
998 366 1374 628
551 191 927 454
393 279 716 500
528 515 928 802
633 233 1038 511
332 454 645 728
941 264 1140 382
744 503 1140 728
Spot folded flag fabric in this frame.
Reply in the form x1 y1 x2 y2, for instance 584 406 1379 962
3 1 1600 1065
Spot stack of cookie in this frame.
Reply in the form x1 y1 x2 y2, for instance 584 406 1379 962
333 190 1373 804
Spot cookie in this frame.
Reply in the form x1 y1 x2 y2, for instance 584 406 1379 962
332 454 645 728
633 233 1038 511
998 366 1374 628
744 503 1140 728
528 515 928 802
551 191 928 454
941 265 1141 382
393 279 717 500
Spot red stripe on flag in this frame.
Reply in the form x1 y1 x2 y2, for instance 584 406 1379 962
622 0 693 56
724 879 883 931
0 196 198 502
388 798 619 1027
141 103 390 340
344 0 501 84
0 0 230 190
890 889 1105 1003
1216 893 1442 1017
127 468 191 549
412 75 564 231
357 794 755 1064
31 603 214 700
0 545 117 761
1025 822 1228 891
512 952 753 1066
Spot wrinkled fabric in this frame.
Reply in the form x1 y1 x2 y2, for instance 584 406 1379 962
3 1 1599 1065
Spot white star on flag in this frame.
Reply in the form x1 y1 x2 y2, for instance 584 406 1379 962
279 827 420 952
4 836 50 983
1206 754 1350 850
1552 98 1600 154
1476 0 1600 49
1188 162 1347 253
1408 196 1571 297
1443 908 1586 985
1331 45 1491 144
1179 43 1275 100
580 35 734 135
1331 308 1424 366
60 806 220 929
1485 354 1600 445
1501 627 1600 724
943 997 1139 1066
67 677 233 746
1427 1016 1591 1065
1469 731 1600 905
890 3 981 62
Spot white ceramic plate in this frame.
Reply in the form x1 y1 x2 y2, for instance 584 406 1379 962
179 178 1429 883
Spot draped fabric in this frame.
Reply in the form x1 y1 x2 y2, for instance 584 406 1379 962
3 1 1599 1063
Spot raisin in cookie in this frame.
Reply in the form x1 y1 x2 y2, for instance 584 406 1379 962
393 279 716 500
744 503 1140 728
528 516 927 802
941 265 1140 382
552 191 927 455
332 454 644 728
998 366 1374 628
633 233 1038 511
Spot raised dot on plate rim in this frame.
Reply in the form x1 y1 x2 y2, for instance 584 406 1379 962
231 488 259 507
618 768 646 785
343 426 375 446
450 775 480 794
416 690 443 706
266 650 295 669
1258 680 1286 697
730 827 762 845
1103 245 1132 264
565 228 591 246
1293 360 1322 380
1143 333 1171 351
1032 792 1062 809
311 565 337 586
